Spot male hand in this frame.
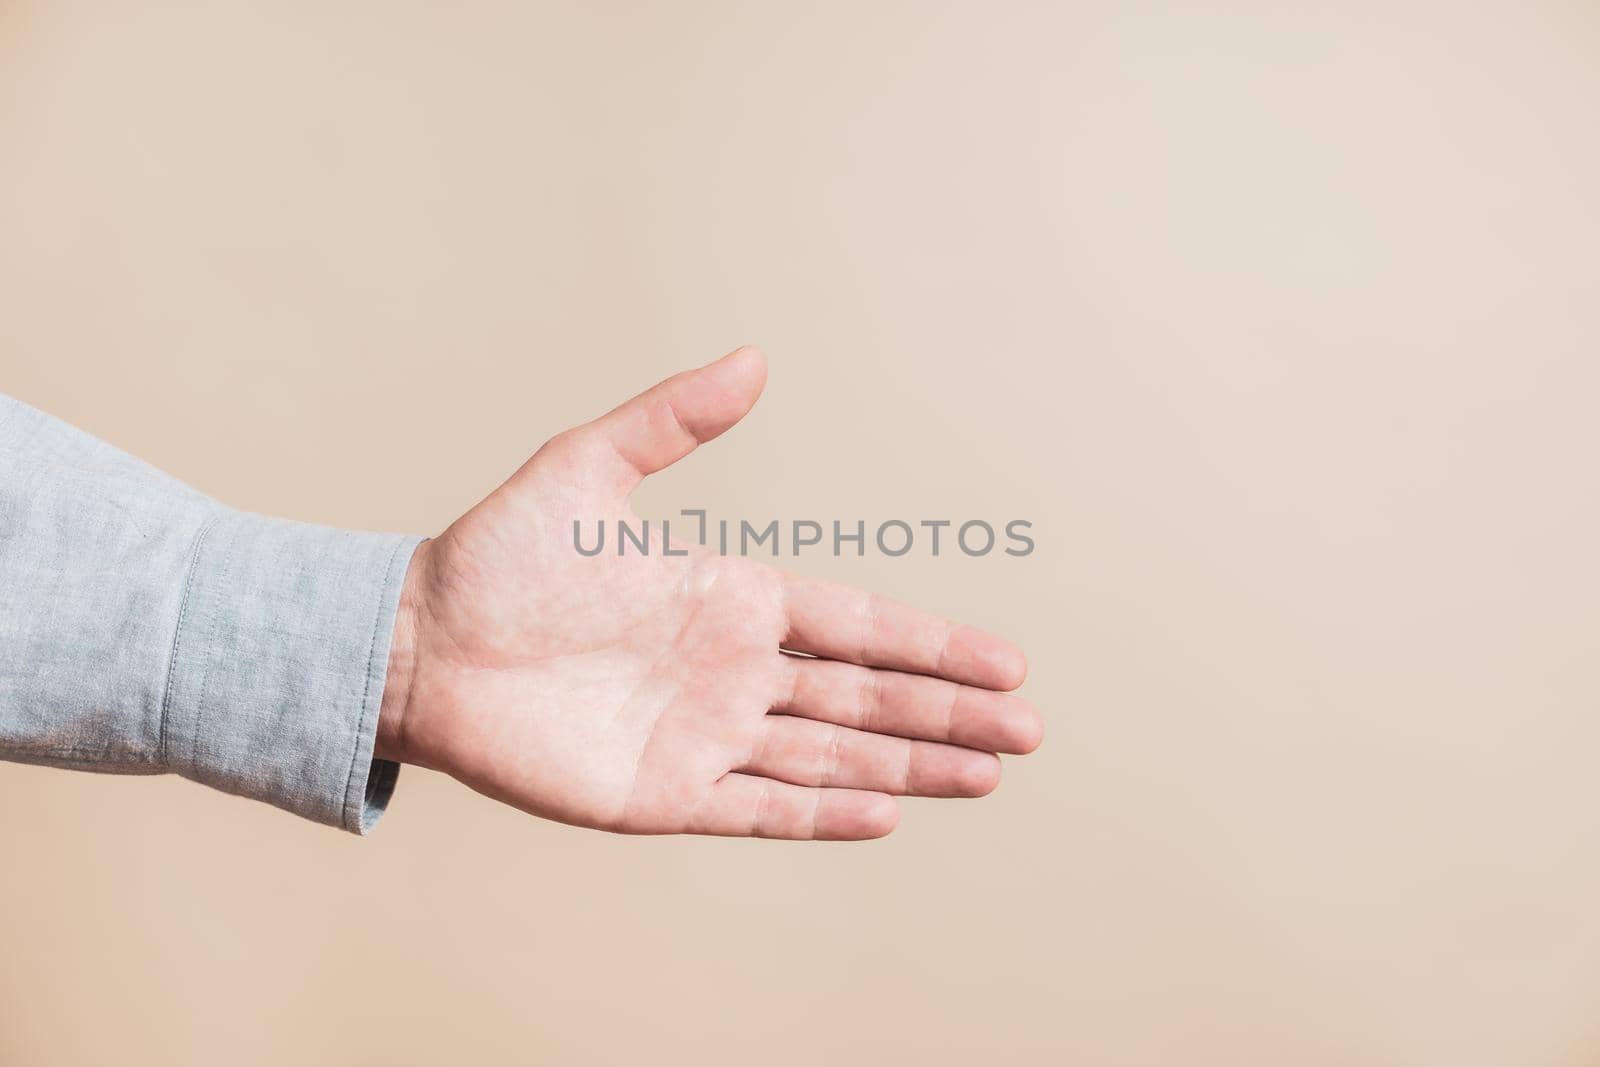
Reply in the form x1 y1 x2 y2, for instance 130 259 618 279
375 347 1042 839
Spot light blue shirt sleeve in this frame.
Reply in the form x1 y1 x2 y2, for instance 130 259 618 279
0 393 422 833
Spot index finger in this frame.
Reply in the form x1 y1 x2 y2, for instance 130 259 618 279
780 572 1028 691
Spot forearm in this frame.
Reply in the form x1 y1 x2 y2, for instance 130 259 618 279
0 393 420 832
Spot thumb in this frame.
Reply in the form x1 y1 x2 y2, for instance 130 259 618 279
564 346 768 494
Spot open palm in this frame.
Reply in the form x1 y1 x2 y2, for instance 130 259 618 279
377 348 1041 839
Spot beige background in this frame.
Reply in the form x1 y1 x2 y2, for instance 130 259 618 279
3 2 1600 1064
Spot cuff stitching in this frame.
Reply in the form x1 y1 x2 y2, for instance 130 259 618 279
157 511 220 768
341 533 408 832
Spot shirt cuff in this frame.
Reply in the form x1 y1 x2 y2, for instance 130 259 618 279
160 508 422 834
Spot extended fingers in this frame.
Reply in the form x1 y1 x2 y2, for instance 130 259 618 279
780 573 1027 691
777 655 1043 754
689 773 899 840
740 715 1003 798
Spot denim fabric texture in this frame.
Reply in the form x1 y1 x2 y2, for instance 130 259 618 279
0 393 420 833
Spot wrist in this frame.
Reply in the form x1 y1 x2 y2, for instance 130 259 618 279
376 538 430 764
